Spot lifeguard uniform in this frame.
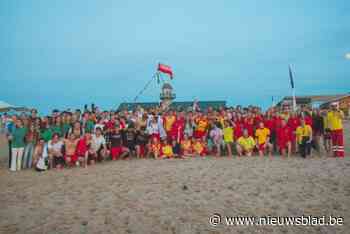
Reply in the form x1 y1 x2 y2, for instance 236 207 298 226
243 118 254 137
296 124 312 158
164 115 176 139
194 117 208 139
151 143 161 157
287 116 300 145
327 110 345 157
234 121 243 140
161 144 173 158
276 125 292 151
255 127 270 151
193 141 206 156
181 139 192 155
223 127 234 143
237 136 256 153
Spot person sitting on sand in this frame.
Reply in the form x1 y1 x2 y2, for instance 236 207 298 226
192 137 206 157
63 133 79 166
180 134 193 157
276 120 292 158
161 139 173 159
91 127 108 162
47 133 64 169
236 129 256 157
108 126 129 160
75 132 92 168
255 122 273 158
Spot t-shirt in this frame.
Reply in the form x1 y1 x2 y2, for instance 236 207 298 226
237 136 256 151
162 144 173 157
164 115 176 132
85 120 95 133
326 111 344 131
223 127 234 142
196 118 208 132
48 140 64 153
255 127 270 145
109 132 123 148
51 125 62 137
41 128 53 142
12 127 27 148
91 134 106 152
296 125 312 144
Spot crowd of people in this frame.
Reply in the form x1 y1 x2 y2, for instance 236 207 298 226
0 102 345 172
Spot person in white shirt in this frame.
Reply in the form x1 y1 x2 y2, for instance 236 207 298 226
91 127 108 161
47 133 64 169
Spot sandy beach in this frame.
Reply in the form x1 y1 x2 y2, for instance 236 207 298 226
0 124 349 234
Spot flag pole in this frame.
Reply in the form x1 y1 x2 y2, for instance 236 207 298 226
289 64 297 112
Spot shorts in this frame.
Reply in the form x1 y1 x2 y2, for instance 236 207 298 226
151 133 160 141
126 142 135 151
136 145 146 156
258 143 266 151
53 156 65 166
278 140 289 150
64 154 78 164
111 146 125 160
88 152 97 162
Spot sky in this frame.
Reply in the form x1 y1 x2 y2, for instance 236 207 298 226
1 0 349 114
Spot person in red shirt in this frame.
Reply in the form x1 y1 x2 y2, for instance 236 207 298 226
163 110 177 140
233 116 243 140
277 120 292 158
75 132 92 168
243 115 254 137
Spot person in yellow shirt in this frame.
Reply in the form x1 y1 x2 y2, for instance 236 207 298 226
161 139 174 159
223 120 234 157
326 102 345 157
236 129 256 156
193 138 206 156
180 134 193 157
296 119 313 158
255 122 273 157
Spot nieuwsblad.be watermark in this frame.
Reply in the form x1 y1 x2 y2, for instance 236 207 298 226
209 213 344 227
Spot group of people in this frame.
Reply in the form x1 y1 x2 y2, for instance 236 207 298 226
0 101 345 172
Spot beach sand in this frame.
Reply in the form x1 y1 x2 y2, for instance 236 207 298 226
0 123 349 234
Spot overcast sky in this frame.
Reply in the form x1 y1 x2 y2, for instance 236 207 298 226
1 0 349 113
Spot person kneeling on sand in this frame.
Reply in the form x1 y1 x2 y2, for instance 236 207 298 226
180 134 193 157
192 138 207 157
47 133 64 169
75 132 93 168
161 139 174 159
236 129 256 157
255 122 273 158
149 137 161 159
63 133 79 167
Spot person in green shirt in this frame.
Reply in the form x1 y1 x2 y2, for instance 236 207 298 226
40 123 53 143
10 120 27 171
51 116 63 137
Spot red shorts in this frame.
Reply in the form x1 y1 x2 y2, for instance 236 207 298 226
64 154 78 164
278 140 290 150
111 147 125 160
137 145 146 157
258 143 266 151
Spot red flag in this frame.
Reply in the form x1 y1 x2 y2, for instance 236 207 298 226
158 63 173 78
